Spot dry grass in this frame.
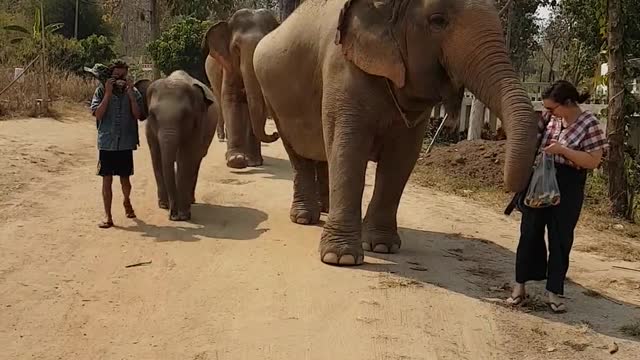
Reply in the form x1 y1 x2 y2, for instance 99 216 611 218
0 67 95 119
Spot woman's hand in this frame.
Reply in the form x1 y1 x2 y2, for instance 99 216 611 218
543 139 567 156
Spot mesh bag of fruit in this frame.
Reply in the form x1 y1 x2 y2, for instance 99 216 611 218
524 153 561 208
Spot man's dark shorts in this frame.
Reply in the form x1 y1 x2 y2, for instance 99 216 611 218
97 150 134 177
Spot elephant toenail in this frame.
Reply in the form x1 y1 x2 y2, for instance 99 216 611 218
338 255 356 265
362 242 372 251
373 244 390 253
389 244 400 253
322 253 339 264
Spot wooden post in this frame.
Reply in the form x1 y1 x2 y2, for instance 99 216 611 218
150 0 161 80
74 0 79 39
40 1 48 115
467 98 485 140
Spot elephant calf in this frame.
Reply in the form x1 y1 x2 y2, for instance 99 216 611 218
136 71 218 221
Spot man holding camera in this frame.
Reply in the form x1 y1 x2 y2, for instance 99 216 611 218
90 60 144 229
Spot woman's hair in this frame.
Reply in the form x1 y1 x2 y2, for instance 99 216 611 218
542 80 590 105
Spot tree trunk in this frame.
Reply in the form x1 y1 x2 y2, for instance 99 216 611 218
279 0 300 21
607 0 629 217
467 98 485 140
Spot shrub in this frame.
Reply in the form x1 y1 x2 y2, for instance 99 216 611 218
147 16 211 83
10 33 116 74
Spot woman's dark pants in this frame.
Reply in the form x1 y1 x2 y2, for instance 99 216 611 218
515 164 587 295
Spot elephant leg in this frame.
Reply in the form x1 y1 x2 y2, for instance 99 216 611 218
146 127 168 209
282 139 321 225
319 116 373 266
362 121 429 254
217 115 226 142
174 149 194 221
190 156 204 205
246 130 263 167
316 161 329 213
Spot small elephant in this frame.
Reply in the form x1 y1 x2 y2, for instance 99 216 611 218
136 71 218 221
203 8 280 169
254 0 540 265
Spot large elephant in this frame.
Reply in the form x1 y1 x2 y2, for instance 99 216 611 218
136 70 218 221
203 8 280 169
253 0 540 265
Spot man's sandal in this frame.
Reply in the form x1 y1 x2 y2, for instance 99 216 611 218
99 220 114 229
124 202 136 219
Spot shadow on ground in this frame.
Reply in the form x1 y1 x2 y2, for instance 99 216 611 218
120 203 269 242
229 155 292 181
357 227 640 343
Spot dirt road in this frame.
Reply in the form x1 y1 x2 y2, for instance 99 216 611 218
1 107 639 360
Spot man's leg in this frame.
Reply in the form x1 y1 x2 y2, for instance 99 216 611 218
120 150 136 218
121 176 136 218
100 175 114 228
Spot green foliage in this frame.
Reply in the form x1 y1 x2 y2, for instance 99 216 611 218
9 33 117 75
42 0 112 39
147 16 211 82
79 35 117 67
496 0 543 74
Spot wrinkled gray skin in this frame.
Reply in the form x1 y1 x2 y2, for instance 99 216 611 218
136 71 218 221
254 0 540 266
204 8 280 169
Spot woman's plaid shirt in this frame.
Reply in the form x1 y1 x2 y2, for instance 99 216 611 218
537 111 608 168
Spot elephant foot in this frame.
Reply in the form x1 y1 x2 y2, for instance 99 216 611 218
361 222 401 254
226 154 248 169
319 198 330 214
247 156 264 167
158 200 169 210
169 210 191 221
290 202 320 225
319 227 364 266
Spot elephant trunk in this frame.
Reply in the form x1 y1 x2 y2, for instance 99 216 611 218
241 45 279 143
159 128 179 212
443 11 539 192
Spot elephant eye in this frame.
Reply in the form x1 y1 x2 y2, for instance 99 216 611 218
429 14 448 31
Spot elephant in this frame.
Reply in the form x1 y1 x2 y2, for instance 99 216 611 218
253 0 540 266
135 70 218 221
203 8 280 169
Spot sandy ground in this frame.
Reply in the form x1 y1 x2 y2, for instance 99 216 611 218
1 106 639 360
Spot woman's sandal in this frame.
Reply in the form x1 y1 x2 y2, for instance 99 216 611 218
98 220 114 229
548 302 567 313
506 293 528 306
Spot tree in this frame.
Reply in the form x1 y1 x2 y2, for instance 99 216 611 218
607 0 628 216
147 16 211 82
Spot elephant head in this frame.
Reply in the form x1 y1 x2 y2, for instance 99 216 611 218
335 0 539 192
204 8 280 145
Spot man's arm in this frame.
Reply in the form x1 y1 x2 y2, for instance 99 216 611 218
93 79 114 122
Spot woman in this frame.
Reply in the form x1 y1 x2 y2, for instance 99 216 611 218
507 80 608 313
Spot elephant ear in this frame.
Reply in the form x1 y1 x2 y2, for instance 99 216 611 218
191 78 216 108
205 21 233 74
335 0 406 88
134 79 151 120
